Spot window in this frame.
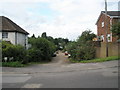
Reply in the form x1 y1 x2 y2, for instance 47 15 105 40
101 35 104 42
2 32 8 38
102 22 104 27
107 34 111 42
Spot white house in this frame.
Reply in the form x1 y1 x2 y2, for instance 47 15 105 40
0 16 29 49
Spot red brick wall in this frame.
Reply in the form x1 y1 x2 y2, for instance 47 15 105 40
96 13 118 42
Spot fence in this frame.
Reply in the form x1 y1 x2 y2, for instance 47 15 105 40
95 42 120 58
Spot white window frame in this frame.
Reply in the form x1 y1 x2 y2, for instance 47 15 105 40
102 22 104 27
107 34 111 42
2 32 8 38
101 35 104 42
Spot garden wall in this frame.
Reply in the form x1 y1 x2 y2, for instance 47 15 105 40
95 42 120 58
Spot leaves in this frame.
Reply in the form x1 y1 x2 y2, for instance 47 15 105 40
111 22 120 39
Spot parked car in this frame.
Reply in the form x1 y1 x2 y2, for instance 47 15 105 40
65 51 68 55
52 52 57 57
68 54 71 58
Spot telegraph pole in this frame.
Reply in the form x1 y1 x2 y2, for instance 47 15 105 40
105 0 109 57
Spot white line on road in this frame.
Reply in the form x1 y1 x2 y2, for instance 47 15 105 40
2 74 31 83
22 84 43 88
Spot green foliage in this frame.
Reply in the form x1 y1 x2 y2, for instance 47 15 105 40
111 22 120 39
28 37 56 62
31 34 36 38
66 42 77 59
2 61 25 67
41 32 47 38
76 44 95 60
2 41 26 62
77 30 96 44
66 30 96 61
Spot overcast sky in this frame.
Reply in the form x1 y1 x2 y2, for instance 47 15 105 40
0 0 119 40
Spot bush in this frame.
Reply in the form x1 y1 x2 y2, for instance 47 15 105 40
66 42 95 61
66 30 96 61
76 45 95 60
2 41 27 62
28 38 56 62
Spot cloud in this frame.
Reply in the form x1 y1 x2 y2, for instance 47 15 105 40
0 0 119 40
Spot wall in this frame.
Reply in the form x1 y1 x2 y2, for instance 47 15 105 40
95 42 119 58
17 32 28 48
2 32 16 44
0 32 28 48
97 13 111 42
96 13 118 42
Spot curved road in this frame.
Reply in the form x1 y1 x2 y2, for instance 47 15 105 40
2 51 119 88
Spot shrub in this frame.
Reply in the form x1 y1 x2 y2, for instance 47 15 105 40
2 41 27 62
66 30 96 61
2 61 25 67
76 44 95 60
27 48 43 62
28 37 56 62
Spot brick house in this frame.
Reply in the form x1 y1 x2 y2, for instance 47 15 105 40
0 16 29 49
96 11 120 42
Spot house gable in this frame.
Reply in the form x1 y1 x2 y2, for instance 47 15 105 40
96 11 120 42
0 16 29 48
0 16 29 35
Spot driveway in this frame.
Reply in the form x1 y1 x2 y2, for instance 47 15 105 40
2 51 119 88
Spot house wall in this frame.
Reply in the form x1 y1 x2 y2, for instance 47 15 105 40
97 13 111 42
0 31 28 48
96 13 118 42
2 32 16 44
16 32 28 47
95 42 119 58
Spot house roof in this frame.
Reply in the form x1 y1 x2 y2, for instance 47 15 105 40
102 11 120 17
0 16 29 35
96 11 120 25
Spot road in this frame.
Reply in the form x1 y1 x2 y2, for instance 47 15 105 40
2 51 119 88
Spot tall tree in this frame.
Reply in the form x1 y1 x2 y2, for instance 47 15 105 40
31 34 36 38
41 32 47 38
77 30 96 43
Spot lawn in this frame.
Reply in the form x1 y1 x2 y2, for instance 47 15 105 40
70 56 120 63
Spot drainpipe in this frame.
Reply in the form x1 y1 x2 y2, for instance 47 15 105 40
105 0 109 57
15 32 17 45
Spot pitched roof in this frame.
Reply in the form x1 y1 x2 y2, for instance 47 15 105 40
101 11 120 17
96 11 120 25
0 16 29 35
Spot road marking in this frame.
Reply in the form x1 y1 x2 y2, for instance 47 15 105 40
22 84 43 88
2 74 31 83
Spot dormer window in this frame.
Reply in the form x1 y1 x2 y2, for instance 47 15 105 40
102 22 104 27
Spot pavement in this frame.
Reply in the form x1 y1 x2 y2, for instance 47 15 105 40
1 51 119 88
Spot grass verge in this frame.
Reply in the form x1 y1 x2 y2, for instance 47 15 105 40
1 61 50 67
2 61 25 67
70 56 120 63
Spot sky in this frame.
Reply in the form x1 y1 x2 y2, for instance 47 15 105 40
0 0 119 41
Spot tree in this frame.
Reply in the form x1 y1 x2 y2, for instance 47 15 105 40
111 22 120 40
41 32 47 38
31 34 36 38
65 30 96 61
77 30 96 44
28 37 56 62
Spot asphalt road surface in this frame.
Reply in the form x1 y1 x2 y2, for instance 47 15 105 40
2 51 119 88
